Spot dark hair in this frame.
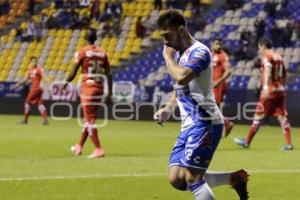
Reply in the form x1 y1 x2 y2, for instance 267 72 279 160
157 9 186 29
86 27 97 44
30 56 37 60
213 38 223 43
258 38 272 49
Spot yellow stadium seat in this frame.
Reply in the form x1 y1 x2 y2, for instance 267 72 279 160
10 29 17 37
113 51 121 59
0 35 8 43
110 58 120 67
127 31 136 38
120 51 130 60
134 38 142 45
145 3 153 10
183 10 192 18
65 29 72 37
151 30 161 40
20 22 28 29
131 45 141 54
57 29 64 37
142 10 151 17
13 42 21 49
80 30 87 37
49 29 57 36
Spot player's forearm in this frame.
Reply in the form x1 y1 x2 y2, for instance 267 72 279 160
165 56 189 85
263 67 271 88
217 69 231 85
16 77 29 87
164 92 177 110
65 73 75 83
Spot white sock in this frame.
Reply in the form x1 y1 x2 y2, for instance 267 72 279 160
204 171 231 188
193 182 215 200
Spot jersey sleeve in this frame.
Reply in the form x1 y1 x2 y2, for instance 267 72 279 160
183 47 211 76
261 56 272 68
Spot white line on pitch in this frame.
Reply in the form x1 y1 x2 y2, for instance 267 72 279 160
1 170 300 182
0 173 166 182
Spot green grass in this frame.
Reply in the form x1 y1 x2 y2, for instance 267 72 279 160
0 115 299 200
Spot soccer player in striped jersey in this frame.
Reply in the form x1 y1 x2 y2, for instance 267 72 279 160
153 9 249 200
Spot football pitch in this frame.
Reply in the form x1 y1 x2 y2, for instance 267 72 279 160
0 115 299 200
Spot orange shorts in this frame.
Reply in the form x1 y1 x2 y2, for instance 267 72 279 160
26 88 43 105
80 86 103 123
255 96 287 116
213 83 227 104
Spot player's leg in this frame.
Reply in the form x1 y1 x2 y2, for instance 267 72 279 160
71 124 89 155
81 87 105 158
36 89 48 124
20 92 33 124
234 100 265 147
215 85 234 138
186 124 223 199
275 96 293 150
87 122 105 158
277 115 293 150
82 103 104 158
169 124 223 199
20 102 31 124
38 103 48 125
223 117 234 138
204 170 249 200
185 167 215 200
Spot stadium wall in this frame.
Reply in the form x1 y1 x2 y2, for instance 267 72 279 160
1 89 300 126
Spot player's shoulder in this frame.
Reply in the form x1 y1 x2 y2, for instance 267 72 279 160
189 41 211 59
37 66 44 72
220 50 228 57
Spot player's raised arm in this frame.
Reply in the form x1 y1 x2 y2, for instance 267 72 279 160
63 59 81 91
12 74 30 90
163 45 197 85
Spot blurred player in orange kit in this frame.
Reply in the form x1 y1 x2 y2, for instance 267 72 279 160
13 56 49 125
63 28 112 158
211 38 234 137
234 38 293 150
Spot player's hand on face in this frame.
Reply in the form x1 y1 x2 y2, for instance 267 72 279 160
153 108 172 126
163 45 176 60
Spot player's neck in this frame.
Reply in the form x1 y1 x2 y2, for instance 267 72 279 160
179 35 195 54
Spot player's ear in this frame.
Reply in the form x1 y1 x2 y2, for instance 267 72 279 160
178 26 186 35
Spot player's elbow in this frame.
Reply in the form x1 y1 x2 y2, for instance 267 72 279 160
175 76 190 85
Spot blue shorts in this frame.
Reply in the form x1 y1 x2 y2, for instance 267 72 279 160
169 123 223 170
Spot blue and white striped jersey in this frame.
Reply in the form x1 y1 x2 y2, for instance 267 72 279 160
174 40 224 131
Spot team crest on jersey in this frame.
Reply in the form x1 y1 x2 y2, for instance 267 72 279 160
199 131 212 149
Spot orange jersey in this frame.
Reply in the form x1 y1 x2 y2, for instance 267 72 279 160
28 66 43 90
75 45 109 88
212 50 229 82
260 50 286 98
